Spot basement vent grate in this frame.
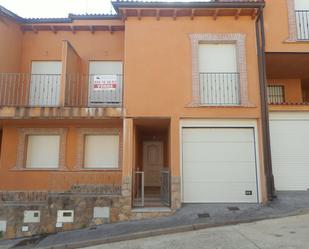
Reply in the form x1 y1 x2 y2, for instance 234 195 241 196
197 213 210 218
227 206 240 211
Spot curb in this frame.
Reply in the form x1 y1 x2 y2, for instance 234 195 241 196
43 210 309 249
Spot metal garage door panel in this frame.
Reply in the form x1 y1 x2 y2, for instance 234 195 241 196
270 119 309 190
183 128 254 142
182 128 258 203
183 142 255 162
183 162 257 182
183 182 257 203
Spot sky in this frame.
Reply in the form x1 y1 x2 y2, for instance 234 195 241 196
0 0 209 18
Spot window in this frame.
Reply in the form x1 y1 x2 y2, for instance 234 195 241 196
26 135 60 169
294 0 309 40
30 61 62 106
88 61 123 106
198 43 240 105
267 85 285 104
84 135 119 169
15 128 67 170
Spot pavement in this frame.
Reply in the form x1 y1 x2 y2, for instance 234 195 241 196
1 191 309 249
85 213 309 249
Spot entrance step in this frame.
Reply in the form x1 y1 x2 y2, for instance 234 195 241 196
131 207 172 213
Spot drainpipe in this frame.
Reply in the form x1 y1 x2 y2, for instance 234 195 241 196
255 8 276 201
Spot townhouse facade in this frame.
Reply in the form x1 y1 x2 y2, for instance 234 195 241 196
0 0 308 239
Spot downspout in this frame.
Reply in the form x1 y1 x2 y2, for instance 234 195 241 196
255 7 276 201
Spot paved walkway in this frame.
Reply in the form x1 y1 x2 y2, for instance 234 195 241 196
1 191 309 249
85 213 309 249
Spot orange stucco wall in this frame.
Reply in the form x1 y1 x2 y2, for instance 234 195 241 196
268 78 303 102
0 119 123 190
20 22 124 73
0 13 270 201
123 16 266 201
124 17 261 118
63 41 82 75
0 16 22 72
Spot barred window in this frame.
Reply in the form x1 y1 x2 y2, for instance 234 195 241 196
267 85 285 104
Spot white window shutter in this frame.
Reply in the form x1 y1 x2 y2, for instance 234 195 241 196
295 0 309 10
198 43 237 73
26 135 60 168
84 135 119 168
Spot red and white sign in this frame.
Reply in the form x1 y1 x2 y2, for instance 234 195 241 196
93 75 117 91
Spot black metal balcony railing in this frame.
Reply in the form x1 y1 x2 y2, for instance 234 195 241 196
0 73 123 107
295 10 309 40
199 72 241 105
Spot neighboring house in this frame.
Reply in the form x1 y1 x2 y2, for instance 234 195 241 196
0 0 307 239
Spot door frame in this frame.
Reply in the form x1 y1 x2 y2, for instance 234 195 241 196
179 119 262 203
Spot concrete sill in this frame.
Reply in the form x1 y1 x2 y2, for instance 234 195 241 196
132 207 172 213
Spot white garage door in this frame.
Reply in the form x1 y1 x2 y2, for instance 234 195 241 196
182 128 258 203
270 113 309 191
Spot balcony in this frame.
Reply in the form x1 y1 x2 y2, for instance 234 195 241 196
0 73 123 118
295 10 309 40
199 72 241 106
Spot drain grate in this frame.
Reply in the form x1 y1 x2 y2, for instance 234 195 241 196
227 206 240 211
198 213 210 218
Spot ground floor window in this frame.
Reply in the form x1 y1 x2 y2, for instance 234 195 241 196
15 128 67 170
26 135 60 169
76 128 122 170
84 135 119 169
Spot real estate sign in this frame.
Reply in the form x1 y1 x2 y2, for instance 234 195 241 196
93 75 117 91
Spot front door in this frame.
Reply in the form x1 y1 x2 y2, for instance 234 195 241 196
143 141 164 187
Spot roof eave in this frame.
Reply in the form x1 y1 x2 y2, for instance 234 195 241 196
112 1 265 13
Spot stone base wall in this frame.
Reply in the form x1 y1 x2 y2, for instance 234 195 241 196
0 177 180 239
0 184 122 239
171 176 181 210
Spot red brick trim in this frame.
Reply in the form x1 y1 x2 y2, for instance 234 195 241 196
286 0 298 41
75 128 123 170
189 33 248 106
15 128 68 170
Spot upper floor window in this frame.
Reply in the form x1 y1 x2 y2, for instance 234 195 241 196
30 61 62 107
294 0 309 40
267 85 285 104
88 61 123 107
198 43 240 105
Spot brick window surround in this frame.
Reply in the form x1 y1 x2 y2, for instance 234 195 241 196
75 128 123 170
287 0 298 41
15 128 67 170
190 33 249 106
